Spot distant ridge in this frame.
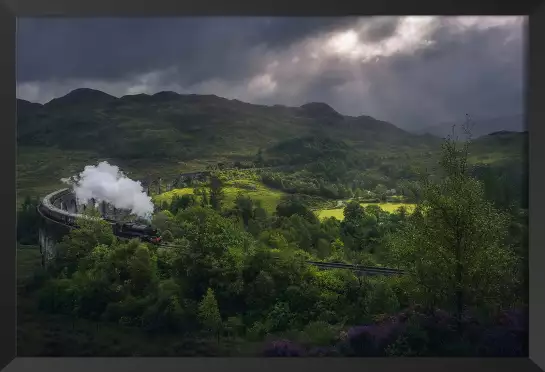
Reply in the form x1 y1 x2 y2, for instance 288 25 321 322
45 88 117 108
412 114 524 139
488 130 522 136
300 102 344 121
17 87 436 162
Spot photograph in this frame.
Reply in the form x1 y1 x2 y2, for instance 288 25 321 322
16 16 528 357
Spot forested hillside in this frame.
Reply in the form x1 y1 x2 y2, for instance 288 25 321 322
17 89 525 203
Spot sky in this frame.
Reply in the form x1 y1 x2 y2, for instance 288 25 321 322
16 16 526 130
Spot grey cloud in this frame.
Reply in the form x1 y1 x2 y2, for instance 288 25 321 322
16 17 525 129
17 18 256 84
16 17 357 85
261 18 525 128
360 17 402 43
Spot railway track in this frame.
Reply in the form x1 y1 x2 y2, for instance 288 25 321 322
157 243 405 276
308 261 405 276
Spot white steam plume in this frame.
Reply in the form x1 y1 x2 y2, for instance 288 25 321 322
62 161 154 219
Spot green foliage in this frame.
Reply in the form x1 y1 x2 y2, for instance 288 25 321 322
299 321 338 347
388 133 521 315
234 194 255 227
17 99 527 356
17 196 41 244
198 288 222 335
275 196 318 224
170 194 197 214
209 176 225 211
55 216 116 274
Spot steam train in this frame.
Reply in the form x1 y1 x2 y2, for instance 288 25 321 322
110 221 162 244
38 195 162 245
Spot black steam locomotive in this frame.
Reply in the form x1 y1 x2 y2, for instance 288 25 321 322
111 221 162 244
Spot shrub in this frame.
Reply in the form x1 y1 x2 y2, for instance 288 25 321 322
263 340 304 357
299 321 337 347
345 322 403 356
307 346 341 356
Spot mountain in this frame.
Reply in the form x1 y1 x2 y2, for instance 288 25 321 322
16 89 526 199
413 114 524 139
471 130 527 160
45 88 117 108
17 99 43 113
17 89 440 163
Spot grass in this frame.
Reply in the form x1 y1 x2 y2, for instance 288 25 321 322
317 202 416 221
361 202 416 213
17 146 98 204
153 180 286 214
153 188 194 204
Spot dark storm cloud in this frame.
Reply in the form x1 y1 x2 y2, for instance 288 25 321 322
250 17 360 49
361 17 401 43
16 17 356 85
16 16 525 129
17 18 252 84
373 21 524 127
267 17 525 128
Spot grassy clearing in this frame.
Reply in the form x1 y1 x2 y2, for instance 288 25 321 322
361 202 416 213
317 202 416 221
154 180 286 214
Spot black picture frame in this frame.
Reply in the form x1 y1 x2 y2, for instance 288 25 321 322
2 0 544 371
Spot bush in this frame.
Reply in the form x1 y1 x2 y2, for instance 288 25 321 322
307 346 340 356
262 340 304 357
37 279 76 315
344 322 403 356
246 321 267 341
299 321 337 347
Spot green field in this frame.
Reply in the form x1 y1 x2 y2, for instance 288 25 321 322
154 180 286 213
317 202 416 220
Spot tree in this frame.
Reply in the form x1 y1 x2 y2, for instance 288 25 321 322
234 194 254 227
209 176 225 211
255 148 264 166
396 206 408 221
276 196 318 224
17 195 40 244
340 202 377 252
128 245 157 295
354 188 364 199
364 205 382 221
388 125 520 322
343 201 365 222
170 194 196 214
374 184 388 201
198 288 222 340
55 213 116 274
192 188 209 207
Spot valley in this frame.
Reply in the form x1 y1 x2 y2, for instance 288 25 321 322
16 89 528 357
